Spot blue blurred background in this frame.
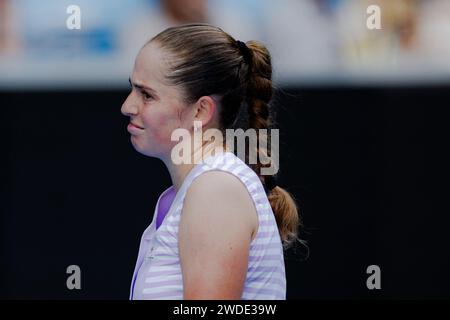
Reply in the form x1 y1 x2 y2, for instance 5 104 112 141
2 0 450 88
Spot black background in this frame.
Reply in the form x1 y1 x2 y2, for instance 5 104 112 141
0 85 443 299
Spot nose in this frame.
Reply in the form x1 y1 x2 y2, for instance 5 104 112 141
121 93 138 117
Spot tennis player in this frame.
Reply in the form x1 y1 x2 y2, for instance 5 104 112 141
121 23 302 300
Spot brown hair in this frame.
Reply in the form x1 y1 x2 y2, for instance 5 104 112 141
148 23 305 251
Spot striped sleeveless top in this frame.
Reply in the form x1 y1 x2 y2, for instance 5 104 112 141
130 151 287 300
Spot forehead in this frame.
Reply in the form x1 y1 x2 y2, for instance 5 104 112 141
132 42 172 93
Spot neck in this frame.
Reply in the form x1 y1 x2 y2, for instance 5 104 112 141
161 140 230 193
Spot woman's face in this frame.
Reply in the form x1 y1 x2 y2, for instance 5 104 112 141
121 42 193 159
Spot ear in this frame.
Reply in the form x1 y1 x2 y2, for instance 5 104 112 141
192 96 217 129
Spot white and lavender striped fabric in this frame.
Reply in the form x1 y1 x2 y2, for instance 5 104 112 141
130 151 286 300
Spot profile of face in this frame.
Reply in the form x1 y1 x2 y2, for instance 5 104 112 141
121 42 195 160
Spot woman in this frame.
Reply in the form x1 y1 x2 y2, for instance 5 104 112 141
121 23 301 300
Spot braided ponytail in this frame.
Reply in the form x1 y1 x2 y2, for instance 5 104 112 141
242 40 303 251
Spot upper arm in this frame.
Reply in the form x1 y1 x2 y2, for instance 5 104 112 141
178 170 257 300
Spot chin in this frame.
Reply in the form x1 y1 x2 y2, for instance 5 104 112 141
133 143 160 159
130 136 145 153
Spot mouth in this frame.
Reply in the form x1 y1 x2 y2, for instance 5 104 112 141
127 122 145 134
129 122 144 129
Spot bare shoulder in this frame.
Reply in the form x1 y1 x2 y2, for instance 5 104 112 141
181 170 258 241
178 170 259 299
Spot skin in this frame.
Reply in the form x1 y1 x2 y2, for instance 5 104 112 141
121 42 258 299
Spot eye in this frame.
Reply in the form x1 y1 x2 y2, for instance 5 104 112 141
142 91 153 101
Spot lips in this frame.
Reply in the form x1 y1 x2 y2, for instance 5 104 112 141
127 121 145 134
130 122 144 129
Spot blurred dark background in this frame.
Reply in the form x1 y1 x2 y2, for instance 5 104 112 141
0 85 443 299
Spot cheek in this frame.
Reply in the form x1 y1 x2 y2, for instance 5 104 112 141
143 108 181 145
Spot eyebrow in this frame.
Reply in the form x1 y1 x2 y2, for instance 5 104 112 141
129 77 158 96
